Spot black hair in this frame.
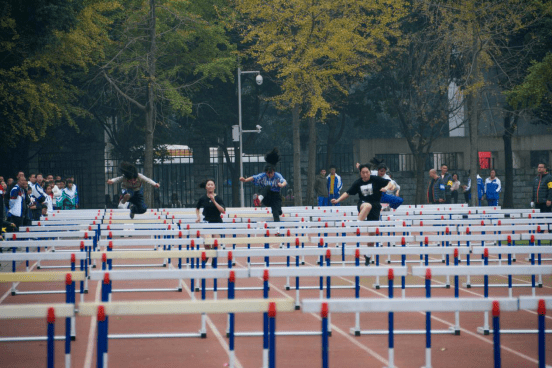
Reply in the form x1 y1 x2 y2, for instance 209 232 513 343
199 178 215 189
329 165 336 170
120 162 138 179
358 164 371 172
264 148 280 173
377 163 388 171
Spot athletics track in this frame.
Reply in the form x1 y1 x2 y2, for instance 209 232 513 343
0 206 551 368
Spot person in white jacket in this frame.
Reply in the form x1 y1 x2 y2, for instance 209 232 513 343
107 162 160 219
484 169 501 206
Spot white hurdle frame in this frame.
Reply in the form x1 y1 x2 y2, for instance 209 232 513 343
412 265 552 335
301 297 519 368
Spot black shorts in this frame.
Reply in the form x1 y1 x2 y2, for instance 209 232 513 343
357 202 382 221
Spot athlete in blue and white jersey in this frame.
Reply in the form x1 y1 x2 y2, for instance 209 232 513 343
8 176 28 228
484 169 501 207
240 148 287 222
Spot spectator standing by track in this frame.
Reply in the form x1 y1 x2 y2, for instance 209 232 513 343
427 169 446 204
327 165 342 206
485 169 501 207
532 163 552 213
314 169 329 206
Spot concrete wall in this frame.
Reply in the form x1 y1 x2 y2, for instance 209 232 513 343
354 135 552 170
350 135 552 208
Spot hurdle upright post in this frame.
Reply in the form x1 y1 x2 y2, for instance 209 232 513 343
47 307 55 368
200 252 207 338
268 302 276 368
386 268 395 368
262 269 269 368
352 249 361 335
482 248 490 335
321 302 329 368
453 249 460 335
228 271 236 368
424 268 432 368
492 301 501 368
65 274 73 368
538 299 546 368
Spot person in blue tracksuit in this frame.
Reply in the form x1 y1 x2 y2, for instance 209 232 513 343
485 169 501 207
327 165 342 206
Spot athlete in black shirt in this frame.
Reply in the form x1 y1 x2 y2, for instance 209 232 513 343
196 179 226 223
331 164 393 221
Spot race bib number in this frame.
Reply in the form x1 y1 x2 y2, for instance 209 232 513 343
360 184 373 196
439 184 445 190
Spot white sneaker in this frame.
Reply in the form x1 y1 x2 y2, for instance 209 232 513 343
118 201 129 209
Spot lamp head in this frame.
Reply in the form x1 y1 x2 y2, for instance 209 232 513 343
255 74 263 85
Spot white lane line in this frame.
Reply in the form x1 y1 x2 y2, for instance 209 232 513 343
174 264 244 368
250 255 392 366
82 281 101 368
294 252 544 367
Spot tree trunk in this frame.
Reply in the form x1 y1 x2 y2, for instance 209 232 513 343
415 153 427 205
325 113 345 170
292 104 303 205
468 91 480 207
306 116 317 206
502 112 516 209
468 27 480 208
144 0 157 208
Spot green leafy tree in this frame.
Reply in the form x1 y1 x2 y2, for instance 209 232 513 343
0 0 118 174
235 0 406 205
99 0 235 205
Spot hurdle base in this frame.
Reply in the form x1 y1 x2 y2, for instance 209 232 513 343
295 305 300 310
494 329 552 334
111 264 166 268
349 328 454 336
203 286 264 292
12 290 66 295
376 284 449 289
293 285 355 290
462 283 534 288
476 327 490 335
112 288 181 293
233 331 322 337
35 265 72 269
108 332 203 339
0 335 66 342
449 326 460 335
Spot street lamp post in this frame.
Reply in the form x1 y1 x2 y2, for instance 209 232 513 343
236 67 263 207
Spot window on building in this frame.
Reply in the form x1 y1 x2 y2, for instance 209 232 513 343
530 151 550 168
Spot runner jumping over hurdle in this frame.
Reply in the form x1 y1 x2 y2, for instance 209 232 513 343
333 163 393 264
107 162 160 219
240 148 287 222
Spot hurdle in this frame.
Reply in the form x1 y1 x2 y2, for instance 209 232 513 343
90 250 217 294
79 298 294 368
90 265 249 339
0 304 75 368
471 245 552 291
247 265 408 335
412 265 552 335
301 297 518 368
0 252 88 301
517 295 552 340
0 272 82 344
